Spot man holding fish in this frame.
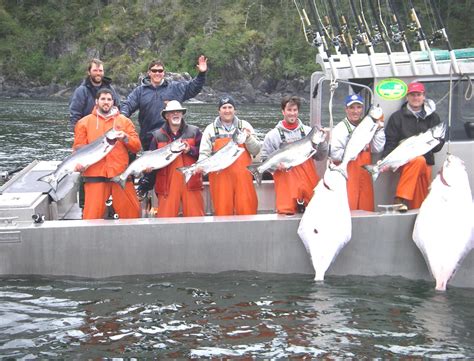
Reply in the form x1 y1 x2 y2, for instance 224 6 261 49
73 88 141 219
136 100 204 217
382 82 445 211
260 96 328 215
197 95 261 216
330 94 385 211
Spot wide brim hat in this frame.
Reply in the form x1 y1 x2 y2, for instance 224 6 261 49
161 100 187 118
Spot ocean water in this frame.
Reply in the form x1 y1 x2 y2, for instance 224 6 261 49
0 98 473 357
0 98 297 171
0 273 473 358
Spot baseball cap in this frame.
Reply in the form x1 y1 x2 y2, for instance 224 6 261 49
407 82 425 94
345 94 364 107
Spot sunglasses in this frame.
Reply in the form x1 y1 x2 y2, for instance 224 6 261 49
149 68 164 73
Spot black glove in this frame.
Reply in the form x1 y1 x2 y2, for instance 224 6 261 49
136 173 154 200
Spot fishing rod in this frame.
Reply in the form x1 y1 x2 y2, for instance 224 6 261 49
307 0 339 79
367 0 399 75
428 0 461 74
327 0 359 77
387 0 418 75
375 0 392 44
340 13 357 54
335 0 359 54
293 0 340 79
407 0 439 74
319 3 341 56
358 0 378 45
349 0 379 77
293 0 312 45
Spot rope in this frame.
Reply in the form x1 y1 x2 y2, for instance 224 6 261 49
328 79 338 146
447 63 453 154
435 73 473 105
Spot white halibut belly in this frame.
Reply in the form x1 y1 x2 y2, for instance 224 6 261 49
413 155 474 290
298 168 352 281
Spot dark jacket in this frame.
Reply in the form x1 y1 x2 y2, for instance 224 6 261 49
383 99 445 165
120 72 206 149
69 76 120 126
137 121 203 195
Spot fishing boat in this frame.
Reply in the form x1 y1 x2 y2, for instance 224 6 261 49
0 2 473 288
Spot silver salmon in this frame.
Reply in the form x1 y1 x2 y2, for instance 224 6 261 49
38 129 119 191
338 106 384 178
364 122 446 181
247 126 326 185
111 138 187 189
178 128 247 183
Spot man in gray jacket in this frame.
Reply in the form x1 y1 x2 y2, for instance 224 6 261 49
69 58 120 127
121 55 208 150
262 96 328 214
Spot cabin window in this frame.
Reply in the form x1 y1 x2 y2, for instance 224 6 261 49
423 80 474 140
317 79 373 128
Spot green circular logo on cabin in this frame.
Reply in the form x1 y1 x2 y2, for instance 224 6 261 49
375 79 407 100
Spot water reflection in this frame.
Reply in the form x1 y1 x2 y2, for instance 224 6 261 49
0 273 473 358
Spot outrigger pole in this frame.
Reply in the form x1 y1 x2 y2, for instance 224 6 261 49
367 0 399 75
407 0 439 74
387 0 418 75
327 0 359 77
428 0 461 74
349 0 379 77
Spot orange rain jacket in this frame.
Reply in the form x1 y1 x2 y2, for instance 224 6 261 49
73 106 141 219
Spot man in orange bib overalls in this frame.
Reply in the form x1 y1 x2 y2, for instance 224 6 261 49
73 88 141 219
330 94 385 211
137 100 204 217
383 82 445 210
199 95 261 216
261 96 328 215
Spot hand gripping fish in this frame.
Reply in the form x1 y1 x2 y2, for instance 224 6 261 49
38 129 119 191
412 154 474 291
111 138 187 189
337 106 384 178
247 126 327 185
364 122 446 181
297 162 352 281
178 128 247 183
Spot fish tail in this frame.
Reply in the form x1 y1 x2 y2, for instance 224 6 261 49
110 175 127 189
313 273 325 282
177 166 193 183
37 173 58 191
247 164 263 185
435 278 447 291
362 164 380 182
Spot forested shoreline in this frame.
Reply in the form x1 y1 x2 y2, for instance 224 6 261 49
1 0 472 102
